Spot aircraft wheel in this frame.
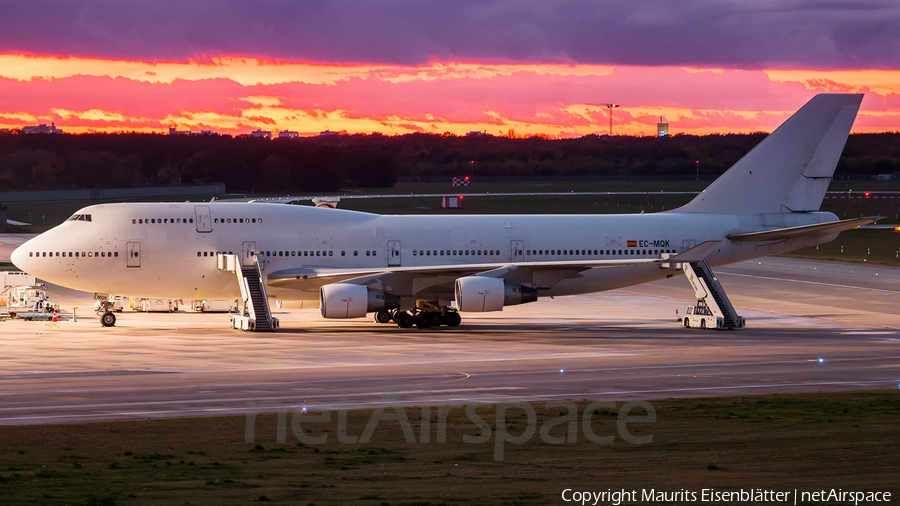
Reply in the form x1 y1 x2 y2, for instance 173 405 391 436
445 312 462 327
101 312 116 327
375 310 392 324
395 311 414 329
683 317 690 328
414 313 432 329
427 312 443 327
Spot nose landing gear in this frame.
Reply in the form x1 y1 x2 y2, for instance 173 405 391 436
100 311 117 327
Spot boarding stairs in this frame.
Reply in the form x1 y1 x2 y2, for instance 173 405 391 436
219 254 278 331
683 260 745 330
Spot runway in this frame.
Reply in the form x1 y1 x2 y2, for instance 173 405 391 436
0 256 898 425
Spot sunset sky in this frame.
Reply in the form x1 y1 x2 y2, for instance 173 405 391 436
1 1 899 137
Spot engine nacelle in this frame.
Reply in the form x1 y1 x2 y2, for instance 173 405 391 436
320 284 400 319
454 276 538 312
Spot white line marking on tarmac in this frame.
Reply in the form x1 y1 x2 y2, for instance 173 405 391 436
0 380 892 424
717 271 900 294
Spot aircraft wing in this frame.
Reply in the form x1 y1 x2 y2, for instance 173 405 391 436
727 217 882 242
267 241 720 296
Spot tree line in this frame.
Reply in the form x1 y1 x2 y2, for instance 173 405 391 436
0 131 897 192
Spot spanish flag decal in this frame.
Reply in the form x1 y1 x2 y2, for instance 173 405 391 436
627 240 637 247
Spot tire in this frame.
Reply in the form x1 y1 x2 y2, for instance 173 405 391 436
445 312 462 327
395 311 414 328
427 312 443 327
414 313 432 329
683 317 690 328
375 310 392 324
101 312 116 327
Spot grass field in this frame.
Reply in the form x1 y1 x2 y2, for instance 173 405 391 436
0 390 896 505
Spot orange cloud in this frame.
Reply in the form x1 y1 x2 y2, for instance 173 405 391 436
1 54 899 136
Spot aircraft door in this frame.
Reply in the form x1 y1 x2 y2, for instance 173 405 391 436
510 240 524 262
195 206 212 233
682 239 696 252
387 240 401 266
126 242 141 268
241 241 257 267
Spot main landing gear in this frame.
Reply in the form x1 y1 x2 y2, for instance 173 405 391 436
374 309 461 329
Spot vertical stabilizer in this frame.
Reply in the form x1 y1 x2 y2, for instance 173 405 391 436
678 94 862 214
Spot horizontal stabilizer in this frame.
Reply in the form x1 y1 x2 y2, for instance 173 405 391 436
727 216 883 242
664 241 720 263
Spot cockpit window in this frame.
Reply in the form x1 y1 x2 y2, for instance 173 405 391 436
67 214 92 222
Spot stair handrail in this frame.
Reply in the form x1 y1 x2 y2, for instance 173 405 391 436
232 255 256 323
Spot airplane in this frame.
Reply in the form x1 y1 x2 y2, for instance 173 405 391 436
10 94 875 330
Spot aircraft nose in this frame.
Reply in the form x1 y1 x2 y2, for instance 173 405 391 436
10 243 29 272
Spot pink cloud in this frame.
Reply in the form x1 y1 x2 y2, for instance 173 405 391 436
1 61 898 136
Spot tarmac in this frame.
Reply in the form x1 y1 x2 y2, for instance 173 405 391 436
1 256 898 425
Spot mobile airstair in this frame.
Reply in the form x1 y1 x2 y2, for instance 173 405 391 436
219 254 278 332
682 260 745 330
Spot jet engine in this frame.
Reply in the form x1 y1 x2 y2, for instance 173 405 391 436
320 283 400 319
454 276 538 312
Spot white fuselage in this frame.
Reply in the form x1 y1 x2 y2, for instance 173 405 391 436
11 202 839 302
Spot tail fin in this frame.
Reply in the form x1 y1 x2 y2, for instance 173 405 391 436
678 94 863 214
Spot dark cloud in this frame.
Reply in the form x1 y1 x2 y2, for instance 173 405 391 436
2 0 899 68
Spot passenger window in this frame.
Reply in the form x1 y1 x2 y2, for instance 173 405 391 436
341 251 345 256
252 219 256 223
426 251 430 256
367 251 371 256
329 251 333 256
353 251 358 256
316 251 321 256
291 251 295 256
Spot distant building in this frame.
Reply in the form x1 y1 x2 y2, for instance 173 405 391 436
22 122 62 134
278 130 299 139
168 127 191 136
198 130 215 136
251 129 272 140
319 130 340 137
466 131 486 137
657 117 669 137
